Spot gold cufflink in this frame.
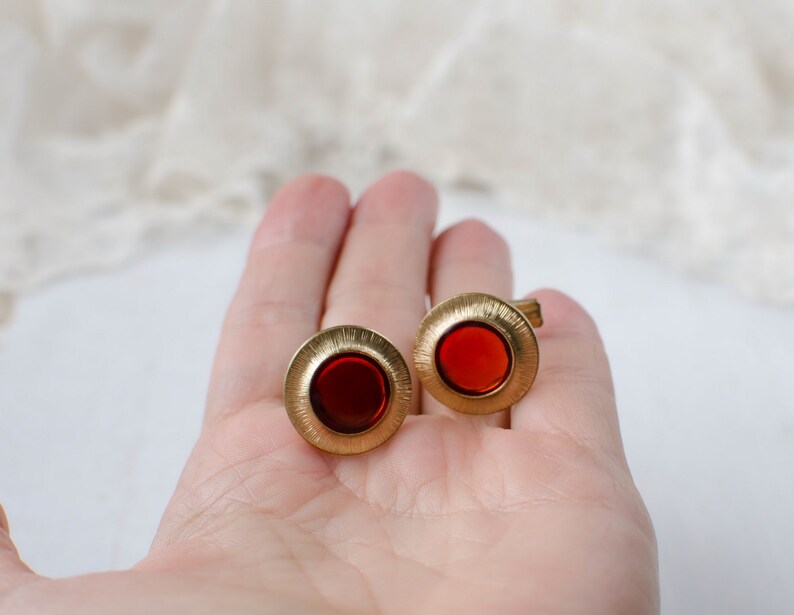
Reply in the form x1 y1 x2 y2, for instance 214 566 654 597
414 293 542 415
284 326 412 455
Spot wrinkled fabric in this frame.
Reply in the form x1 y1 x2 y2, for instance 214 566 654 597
1 0 793 325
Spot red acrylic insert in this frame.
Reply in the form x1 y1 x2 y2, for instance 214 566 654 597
310 352 390 434
435 321 512 396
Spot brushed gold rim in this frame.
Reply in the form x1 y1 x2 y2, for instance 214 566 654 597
414 293 539 415
284 326 411 455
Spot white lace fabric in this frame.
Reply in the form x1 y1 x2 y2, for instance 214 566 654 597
1 0 793 328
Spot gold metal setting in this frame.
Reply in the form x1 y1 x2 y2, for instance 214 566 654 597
414 293 541 415
284 326 411 455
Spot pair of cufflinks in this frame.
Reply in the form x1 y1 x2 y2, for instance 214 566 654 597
284 293 543 455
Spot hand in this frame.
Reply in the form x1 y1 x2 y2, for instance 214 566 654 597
0 172 659 614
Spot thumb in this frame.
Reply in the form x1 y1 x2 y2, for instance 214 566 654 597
0 503 35 595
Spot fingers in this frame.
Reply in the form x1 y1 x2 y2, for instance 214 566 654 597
426 219 514 427
322 171 438 413
511 289 626 460
205 175 351 424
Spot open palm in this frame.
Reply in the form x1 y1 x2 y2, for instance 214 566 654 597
0 173 658 614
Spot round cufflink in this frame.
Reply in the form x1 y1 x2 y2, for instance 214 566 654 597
414 293 542 415
284 326 412 455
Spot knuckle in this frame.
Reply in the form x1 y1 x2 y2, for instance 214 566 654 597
224 299 317 330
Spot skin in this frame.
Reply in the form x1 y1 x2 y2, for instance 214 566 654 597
0 172 659 614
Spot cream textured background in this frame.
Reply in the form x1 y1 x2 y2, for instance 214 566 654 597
1 0 794 323
1 2 794 612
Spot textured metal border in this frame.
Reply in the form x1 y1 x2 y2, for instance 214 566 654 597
414 293 539 415
284 326 411 455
